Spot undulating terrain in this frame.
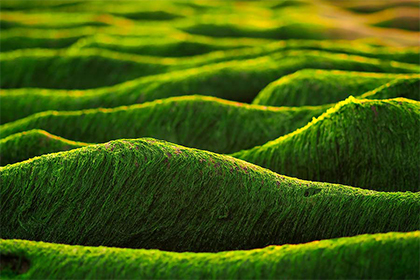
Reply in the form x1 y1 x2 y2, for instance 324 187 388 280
0 0 419 279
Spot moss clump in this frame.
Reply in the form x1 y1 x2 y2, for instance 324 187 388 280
1 231 419 279
0 48 175 89
2 51 418 123
0 129 87 166
253 70 419 106
72 34 271 57
1 138 419 252
233 98 420 192
2 48 418 90
0 95 330 154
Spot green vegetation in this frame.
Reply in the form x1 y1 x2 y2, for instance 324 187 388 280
3 28 420 64
0 129 87 166
2 51 419 123
71 34 273 57
253 70 420 106
1 139 419 252
1 231 419 279
2 48 418 90
233 97 420 192
0 96 330 154
1 0 419 277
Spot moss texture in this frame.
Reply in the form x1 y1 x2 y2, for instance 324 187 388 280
0 96 330 154
0 129 87 166
73 35 420 63
2 47 419 90
2 51 419 123
233 97 420 192
253 70 420 106
3 26 419 64
71 34 272 57
1 231 419 279
1 138 419 252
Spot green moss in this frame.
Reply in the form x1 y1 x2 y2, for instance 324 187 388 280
0 34 82 53
1 232 419 279
3 47 418 90
72 34 271 57
0 48 175 89
233 97 420 192
0 129 87 166
0 95 330 154
0 0 84 11
4 25 419 63
1 138 419 252
0 11 113 30
253 70 420 106
2 51 418 123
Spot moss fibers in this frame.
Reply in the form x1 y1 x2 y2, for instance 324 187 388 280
1 138 419 252
0 129 87 166
253 70 420 106
1 48 418 90
0 48 175 89
1 232 419 279
4 28 419 63
2 51 419 123
233 97 420 192
0 96 330 154
73 36 420 63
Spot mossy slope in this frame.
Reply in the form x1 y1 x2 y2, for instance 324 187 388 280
3 29 419 64
0 96 330 154
70 34 271 57
234 98 420 192
2 51 418 123
2 48 418 90
1 232 419 279
1 139 419 252
253 70 420 106
0 129 87 166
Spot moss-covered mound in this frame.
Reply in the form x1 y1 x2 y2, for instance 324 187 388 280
0 48 175 89
253 70 420 106
3 27 420 64
0 129 87 166
2 51 419 123
2 48 419 90
69 34 272 57
233 97 420 192
73 37 420 64
1 138 419 252
1 231 419 279
0 96 330 154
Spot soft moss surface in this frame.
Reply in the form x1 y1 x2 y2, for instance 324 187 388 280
1 138 419 252
0 48 175 89
233 97 420 192
2 48 419 90
0 129 87 166
1 232 419 279
70 33 273 57
0 96 330 154
3 27 420 64
2 51 419 123
75 37 420 63
253 70 420 106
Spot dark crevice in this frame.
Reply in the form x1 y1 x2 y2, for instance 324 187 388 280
0 254 31 275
